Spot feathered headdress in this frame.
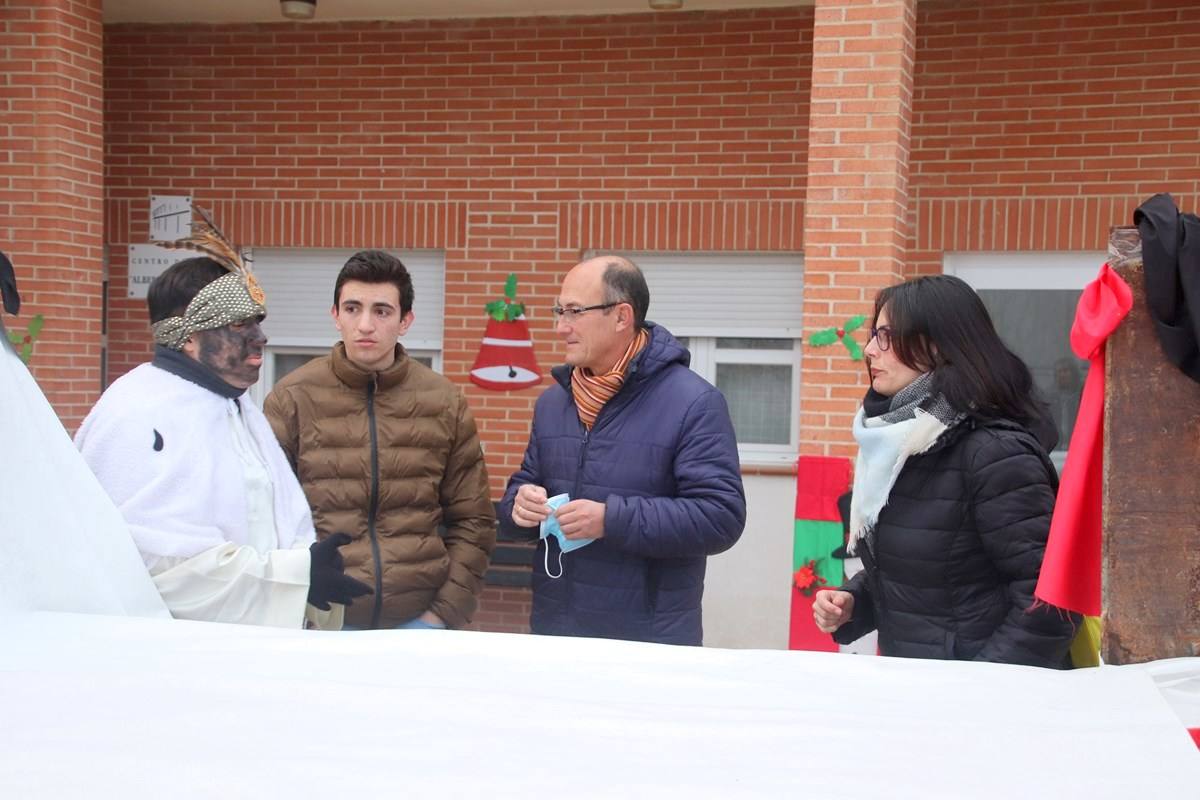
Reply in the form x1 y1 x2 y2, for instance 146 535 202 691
149 207 267 351
152 206 265 306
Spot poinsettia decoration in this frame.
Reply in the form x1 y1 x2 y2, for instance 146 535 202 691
6 313 43 364
807 314 867 361
485 273 525 322
792 559 829 596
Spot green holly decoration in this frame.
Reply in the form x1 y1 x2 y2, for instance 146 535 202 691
6 314 44 364
485 273 526 322
808 314 867 361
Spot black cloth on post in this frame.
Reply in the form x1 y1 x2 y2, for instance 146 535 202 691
1 250 19 316
1134 192 1200 384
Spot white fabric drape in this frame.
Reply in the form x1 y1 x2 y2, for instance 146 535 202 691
0 612 1196 798
0 339 167 618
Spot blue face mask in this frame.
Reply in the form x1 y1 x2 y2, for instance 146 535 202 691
540 493 596 578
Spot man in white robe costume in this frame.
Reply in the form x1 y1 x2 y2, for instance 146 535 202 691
76 357 330 626
75 224 370 627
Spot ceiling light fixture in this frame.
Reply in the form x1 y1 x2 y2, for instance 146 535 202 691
280 0 317 20
648 0 684 9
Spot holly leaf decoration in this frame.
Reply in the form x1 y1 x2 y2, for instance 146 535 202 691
843 314 867 333
485 300 509 322
808 329 839 347
7 313 44 364
485 274 525 321
807 314 867 361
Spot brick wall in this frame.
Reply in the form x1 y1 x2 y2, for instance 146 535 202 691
103 9 815 495
1 0 104 429
801 0 916 459
466 586 532 635
910 0 1200 271
796 0 1200 454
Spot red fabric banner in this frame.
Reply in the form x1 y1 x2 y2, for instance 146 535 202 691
794 455 852 522
1035 264 1132 617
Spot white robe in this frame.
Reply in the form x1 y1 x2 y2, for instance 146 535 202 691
75 363 337 628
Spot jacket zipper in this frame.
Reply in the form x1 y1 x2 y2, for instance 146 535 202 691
366 378 384 628
572 427 589 500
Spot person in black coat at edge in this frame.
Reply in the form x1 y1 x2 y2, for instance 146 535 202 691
813 274 1078 668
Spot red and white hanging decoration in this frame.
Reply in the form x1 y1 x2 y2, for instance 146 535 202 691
469 273 543 391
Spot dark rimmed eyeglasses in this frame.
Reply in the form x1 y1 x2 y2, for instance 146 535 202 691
551 303 618 322
870 325 893 351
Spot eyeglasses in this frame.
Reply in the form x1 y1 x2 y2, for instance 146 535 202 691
870 325 893 351
551 303 617 322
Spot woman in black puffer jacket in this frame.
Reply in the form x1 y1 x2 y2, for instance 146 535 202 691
813 275 1078 668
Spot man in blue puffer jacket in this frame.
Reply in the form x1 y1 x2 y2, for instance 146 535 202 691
499 254 746 646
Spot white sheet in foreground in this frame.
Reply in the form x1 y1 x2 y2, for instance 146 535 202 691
1 611 1195 798
0 340 167 618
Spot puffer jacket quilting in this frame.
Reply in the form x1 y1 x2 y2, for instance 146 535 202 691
265 343 495 629
834 419 1078 668
498 323 746 646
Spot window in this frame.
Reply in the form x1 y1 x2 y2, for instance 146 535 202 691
624 253 804 465
946 251 1105 470
246 248 445 405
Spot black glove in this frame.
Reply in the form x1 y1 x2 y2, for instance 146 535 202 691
308 532 374 611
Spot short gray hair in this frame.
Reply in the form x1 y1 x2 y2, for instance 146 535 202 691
599 256 650 328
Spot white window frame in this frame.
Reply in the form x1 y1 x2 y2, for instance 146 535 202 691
945 250 1105 471
608 252 805 466
687 337 803 465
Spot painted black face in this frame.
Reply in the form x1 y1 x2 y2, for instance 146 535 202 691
192 318 267 389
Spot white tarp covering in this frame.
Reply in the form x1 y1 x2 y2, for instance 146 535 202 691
0 337 167 618
2 317 1198 798
1 610 1197 798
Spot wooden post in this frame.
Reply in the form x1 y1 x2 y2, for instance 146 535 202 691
1103 226 1200 663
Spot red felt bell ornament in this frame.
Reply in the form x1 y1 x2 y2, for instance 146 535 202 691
469 273 543 391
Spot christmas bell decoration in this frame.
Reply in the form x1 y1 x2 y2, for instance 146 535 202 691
469 273 543 391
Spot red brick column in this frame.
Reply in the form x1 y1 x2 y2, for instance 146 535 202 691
801 0 916 457
0 0 105 429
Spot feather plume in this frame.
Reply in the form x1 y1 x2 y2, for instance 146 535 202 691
152 206 246 276
152 206 265 306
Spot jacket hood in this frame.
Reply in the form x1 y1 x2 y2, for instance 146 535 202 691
552 322 689 389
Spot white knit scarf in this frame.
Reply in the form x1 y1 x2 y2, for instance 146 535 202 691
847 373 963 555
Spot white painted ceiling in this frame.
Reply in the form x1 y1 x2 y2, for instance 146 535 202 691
105 0 810 25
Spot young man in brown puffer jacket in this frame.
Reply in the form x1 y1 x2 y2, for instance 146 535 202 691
264 250 496 630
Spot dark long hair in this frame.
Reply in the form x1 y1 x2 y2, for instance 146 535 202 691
873 275 1053 437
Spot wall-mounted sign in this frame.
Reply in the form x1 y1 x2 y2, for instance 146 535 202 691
128 244 188 299
149 195 192 241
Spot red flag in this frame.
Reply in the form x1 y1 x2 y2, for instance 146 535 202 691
1035 264 1132 617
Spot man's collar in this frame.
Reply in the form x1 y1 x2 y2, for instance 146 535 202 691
330 342 410 389
152 345 245 400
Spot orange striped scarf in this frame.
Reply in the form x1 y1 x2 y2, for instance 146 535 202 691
570 328 650 430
